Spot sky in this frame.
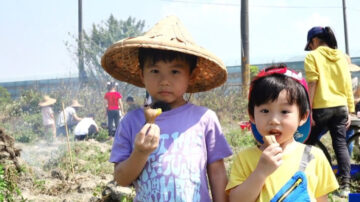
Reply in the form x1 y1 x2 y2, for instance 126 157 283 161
0 0 359 82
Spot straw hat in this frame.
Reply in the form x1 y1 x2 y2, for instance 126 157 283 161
101 15 227 93
349 63 360 72
345 54 360 72
39 95 56 107
71 100 83 108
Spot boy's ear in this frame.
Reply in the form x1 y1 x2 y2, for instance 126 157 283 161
140 70 145 85
299 110 310 126
249 115 255 124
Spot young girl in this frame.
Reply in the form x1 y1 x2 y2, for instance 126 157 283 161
226 65 338 201
304 26 354 197
102 16 232 201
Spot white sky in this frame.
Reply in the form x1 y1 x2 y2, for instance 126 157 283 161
0 0 359 82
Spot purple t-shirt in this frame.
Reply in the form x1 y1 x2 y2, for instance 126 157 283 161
110 103 232 202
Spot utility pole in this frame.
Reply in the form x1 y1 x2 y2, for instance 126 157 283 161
78 0 87 83
241 0 250 96
342 0 349 55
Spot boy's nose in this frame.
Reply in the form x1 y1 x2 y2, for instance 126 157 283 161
269 115 280 125
159 74 170 86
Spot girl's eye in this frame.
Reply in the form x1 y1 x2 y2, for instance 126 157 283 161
260 109 269 113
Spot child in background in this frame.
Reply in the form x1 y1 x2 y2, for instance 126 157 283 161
39 95 57 138
125 96 140 112
226 65 338 201
102 16 232 201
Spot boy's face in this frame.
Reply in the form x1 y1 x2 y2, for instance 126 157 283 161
250 90 308 148
140 58 191 109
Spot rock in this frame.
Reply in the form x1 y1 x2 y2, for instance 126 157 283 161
77 181 97 193
51 169 65 180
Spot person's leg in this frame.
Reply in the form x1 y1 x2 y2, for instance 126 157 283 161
88 125 97 139
51 123 56 138
75 135 86 141
57 126 66 137
305 108 329 145
107 110 114 136
114 110 120 132
328 106 351 187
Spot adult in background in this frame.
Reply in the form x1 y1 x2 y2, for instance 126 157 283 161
104 82 124 137
74 114 98 141
39 95 57 138
303 26 354 197
57 99 83 136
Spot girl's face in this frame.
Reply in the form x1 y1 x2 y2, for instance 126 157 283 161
140 58 191 109
250 90 308 149
308 37 321 50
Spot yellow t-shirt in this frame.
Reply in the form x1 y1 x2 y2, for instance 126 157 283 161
304 46 354 112
226 143 339 202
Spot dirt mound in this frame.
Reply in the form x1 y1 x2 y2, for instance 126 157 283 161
0 128 22 171
12 136 134 201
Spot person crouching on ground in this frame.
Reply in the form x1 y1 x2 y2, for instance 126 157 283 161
74 114 98 141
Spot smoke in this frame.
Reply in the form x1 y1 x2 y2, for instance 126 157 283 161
16 139 67 171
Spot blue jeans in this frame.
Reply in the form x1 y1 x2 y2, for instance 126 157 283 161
305 106 350 184
107 110 119 137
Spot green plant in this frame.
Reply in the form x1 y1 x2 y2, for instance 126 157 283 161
95 128 109 142
224 127 256 153
0 164 25 202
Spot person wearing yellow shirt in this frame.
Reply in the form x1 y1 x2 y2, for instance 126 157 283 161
303 26 354 198
226 65 338 202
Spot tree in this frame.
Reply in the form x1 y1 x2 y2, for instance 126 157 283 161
0 86 11 107
67 15 145 93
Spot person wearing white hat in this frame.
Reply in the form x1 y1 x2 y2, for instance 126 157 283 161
56 99 83 136
104 16 232 201
39 95 57 138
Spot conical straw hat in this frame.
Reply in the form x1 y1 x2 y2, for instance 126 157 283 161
71 100 83 108
349 63 360 72
101 15 227 93
39 95 56 107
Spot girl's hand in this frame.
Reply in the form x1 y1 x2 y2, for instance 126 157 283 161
134 123 160 155
256 143 283 177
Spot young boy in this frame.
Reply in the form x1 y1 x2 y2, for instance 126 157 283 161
102 16 232 201
125 96 140 112
226 65 339 201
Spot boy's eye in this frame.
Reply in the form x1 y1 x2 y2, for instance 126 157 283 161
150 69 159 73
260 109 269 113
281 110 290 114
171 70 180 74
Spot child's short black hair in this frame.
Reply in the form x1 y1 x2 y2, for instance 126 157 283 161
248 73 309 119
138 48 197 73
126 96 134 102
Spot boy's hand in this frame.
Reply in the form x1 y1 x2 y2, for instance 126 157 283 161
256 137 283 177
134 123 160 155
